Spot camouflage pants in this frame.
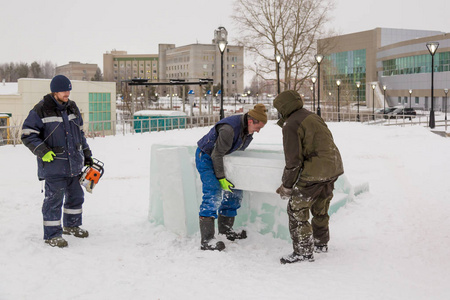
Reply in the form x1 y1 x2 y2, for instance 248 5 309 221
287 177 338 255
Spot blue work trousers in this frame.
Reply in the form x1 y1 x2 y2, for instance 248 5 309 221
195 148 243 218
42 176 84 239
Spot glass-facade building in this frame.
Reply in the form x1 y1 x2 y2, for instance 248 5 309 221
318 28 450 111
324 49 367 102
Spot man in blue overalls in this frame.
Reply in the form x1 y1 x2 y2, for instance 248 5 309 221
22 75 93 248
195 104 267 251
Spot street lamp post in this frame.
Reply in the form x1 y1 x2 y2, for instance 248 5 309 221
275 53 282 95
275 53 282 119
336 79 341 122
315 54 324 117
383 85 387 115
427 42 439 128
310 86 314 110
311 76 317 112
409 89 412 109
356 81 361 122
371 84 376 121
215 27 228 120
445 88 448 130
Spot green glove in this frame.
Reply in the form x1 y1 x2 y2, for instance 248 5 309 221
42 151 56 162
219 178 235 192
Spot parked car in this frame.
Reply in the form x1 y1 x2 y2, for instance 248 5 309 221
376 107 396 114
385 107 417 120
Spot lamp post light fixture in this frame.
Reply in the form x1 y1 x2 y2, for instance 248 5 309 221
445 88 448 130
314 54 324 117
426 41 439 128
408 89 413 109
356 81 361 122
275 53 282 94
371 83 376 120
215 26 228 120
336 79 341 122
383 85 387 114
311 76 317 111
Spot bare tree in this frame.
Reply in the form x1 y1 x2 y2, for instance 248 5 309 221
30 61 42 78
0 61 56 81
232 0 334 91
42 61 56 79
92 67 103 81
16 63 30 79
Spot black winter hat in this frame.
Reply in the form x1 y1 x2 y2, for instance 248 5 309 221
50 75 72 93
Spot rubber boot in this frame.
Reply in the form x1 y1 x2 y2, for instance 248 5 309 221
218 215 247 241
199 217 225 251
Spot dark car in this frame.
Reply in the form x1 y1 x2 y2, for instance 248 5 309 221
376 107 396 114
386 107 417 120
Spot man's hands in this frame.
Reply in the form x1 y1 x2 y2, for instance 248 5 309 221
276 184 293 200
84 156 94 166
42 151 56 162
219 178 235 192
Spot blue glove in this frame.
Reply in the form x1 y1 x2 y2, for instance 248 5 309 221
219 178 235 192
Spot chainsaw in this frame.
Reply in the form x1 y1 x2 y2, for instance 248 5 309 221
79 158 104 193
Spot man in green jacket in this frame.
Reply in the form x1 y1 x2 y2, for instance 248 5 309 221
273 90 344 264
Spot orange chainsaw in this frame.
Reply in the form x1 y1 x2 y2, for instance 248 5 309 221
79 158 104 193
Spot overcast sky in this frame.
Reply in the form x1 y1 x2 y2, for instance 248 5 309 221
1 0 449 72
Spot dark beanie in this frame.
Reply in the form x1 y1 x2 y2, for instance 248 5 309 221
50 75 72 93
248 103 268 124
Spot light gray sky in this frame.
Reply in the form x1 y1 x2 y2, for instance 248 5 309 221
1 0 449 71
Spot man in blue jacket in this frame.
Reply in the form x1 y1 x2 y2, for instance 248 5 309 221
195 104 267 251
21 75 93 248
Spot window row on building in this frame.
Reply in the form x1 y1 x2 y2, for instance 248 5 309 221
382 51 450 76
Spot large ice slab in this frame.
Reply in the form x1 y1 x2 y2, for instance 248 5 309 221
149 144 368 239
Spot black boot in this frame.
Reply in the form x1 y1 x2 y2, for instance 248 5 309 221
280 252 315 264
199 217 225 251
218 215 247 241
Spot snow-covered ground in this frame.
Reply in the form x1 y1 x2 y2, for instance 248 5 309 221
1 121 449 299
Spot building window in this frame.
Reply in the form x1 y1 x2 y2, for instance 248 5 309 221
89 93 112 131
382 51 450 76
324 49 367 103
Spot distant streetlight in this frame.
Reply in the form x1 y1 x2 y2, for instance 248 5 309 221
427 41 439 128
254 62 259 103
383 85 387 114
311 76 317 112
336 79 341 122
215 26 228 120
356 81 361 122
310 86 314 110
445 88 448 130
314 54 324 117
275 53 282 95
371 83 376 120
409 89 413 109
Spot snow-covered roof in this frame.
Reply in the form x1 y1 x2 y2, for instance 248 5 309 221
0 82 19 95
134 110 187 117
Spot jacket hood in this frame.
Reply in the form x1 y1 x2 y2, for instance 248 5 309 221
273 90 304 126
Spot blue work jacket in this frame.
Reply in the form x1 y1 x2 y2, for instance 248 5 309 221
21 94 91 179
197 114 253 156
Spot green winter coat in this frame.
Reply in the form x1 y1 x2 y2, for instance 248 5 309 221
273 90 344 187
